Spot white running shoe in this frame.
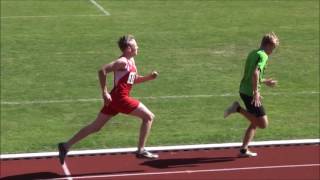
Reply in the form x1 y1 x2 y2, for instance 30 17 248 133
239 149 258 157
224 101 240 118
136 149 159 159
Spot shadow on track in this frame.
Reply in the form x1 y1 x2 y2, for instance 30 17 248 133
2 170 145 180
1 172 61 180
141 156 236 169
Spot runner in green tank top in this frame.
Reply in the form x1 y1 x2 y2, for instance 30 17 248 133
240 49 269 96
224 32 279 157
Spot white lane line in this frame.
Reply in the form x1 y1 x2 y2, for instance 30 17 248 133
54 164 320 179
0 15 105 19
2 139 319 159
89 0 110 16
1 98 101 105
62 163 73 180
1 91 319 105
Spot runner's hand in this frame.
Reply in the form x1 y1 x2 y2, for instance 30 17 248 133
103 92 112 105
264 78 278 87
251 91 262 107
150 71 159 79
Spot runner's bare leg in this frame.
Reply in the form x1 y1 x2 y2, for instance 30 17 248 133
130 103 155 151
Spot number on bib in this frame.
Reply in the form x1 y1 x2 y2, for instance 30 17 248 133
127 72 136 84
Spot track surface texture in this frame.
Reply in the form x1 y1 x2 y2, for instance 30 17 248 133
1 143 319 180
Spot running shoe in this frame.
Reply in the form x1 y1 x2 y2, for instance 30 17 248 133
224 101 240 118
58 143 68 164
239 148 257 157
136 149 159 159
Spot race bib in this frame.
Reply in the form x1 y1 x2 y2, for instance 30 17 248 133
127 72 136 84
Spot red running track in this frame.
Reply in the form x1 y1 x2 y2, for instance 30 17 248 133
1 143 319 180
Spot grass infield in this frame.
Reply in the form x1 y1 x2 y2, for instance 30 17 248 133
1 0 319 153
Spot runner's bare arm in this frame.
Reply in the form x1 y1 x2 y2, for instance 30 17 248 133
98 59 126 104
134 71 158 84
252 68 261 107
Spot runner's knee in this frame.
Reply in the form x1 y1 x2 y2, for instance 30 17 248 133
258 124 267 129
257 116 268 129
144 112 155 123
249 123 257 129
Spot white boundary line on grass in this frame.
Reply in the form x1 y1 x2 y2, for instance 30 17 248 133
89 0 110 16
0 15 106 19
55 163 320 180
1 139 319 160
1 91 319 105
1 0 110 19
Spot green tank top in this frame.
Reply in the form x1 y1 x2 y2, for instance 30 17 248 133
239 49 268 96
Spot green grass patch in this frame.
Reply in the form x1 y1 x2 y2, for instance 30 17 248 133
1 0 319 153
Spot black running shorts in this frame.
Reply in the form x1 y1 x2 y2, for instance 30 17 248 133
240 93 266 117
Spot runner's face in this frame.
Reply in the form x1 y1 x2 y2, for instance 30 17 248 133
265 44 276 55
128 39 138 56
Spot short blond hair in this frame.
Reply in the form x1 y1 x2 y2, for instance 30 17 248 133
261 32 279 47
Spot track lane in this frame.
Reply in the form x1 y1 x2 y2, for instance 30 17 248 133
1 144 319 180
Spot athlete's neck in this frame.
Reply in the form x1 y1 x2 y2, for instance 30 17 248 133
259 47 266 51
122 53 134 59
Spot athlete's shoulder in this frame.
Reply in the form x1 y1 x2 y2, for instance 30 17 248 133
113 57 127 70
247 49 259 56
247 49 267 61
114 57 127 63
246 49 259 60
256 49 268 59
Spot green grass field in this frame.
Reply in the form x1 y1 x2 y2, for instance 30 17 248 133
1 0 319 154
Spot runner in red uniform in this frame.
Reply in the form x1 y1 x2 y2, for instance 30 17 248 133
101 53 140 115
58 35 159 164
